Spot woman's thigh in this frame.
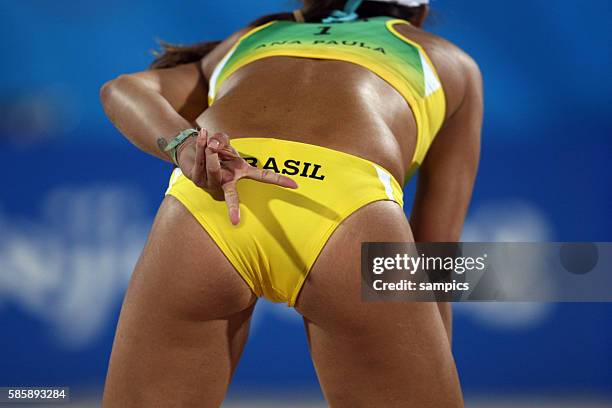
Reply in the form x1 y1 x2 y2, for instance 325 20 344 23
103 196 256 408
295 201 463 408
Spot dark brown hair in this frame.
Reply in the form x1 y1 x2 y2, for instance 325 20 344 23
150 1 426 70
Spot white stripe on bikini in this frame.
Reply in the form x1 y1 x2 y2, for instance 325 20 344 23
165 168 183 195
373 164 395 201
208 46 238 103
420 50 441 97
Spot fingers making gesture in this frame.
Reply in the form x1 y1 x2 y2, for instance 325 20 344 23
178 129 298 225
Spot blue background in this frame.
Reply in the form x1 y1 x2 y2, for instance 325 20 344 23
0 0 611 403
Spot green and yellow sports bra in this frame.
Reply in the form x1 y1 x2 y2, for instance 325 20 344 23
209 16 446 173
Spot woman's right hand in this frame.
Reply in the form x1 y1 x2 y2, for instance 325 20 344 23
176 129 298 225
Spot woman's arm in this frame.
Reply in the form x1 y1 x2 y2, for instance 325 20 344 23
100 61 208 163
408 52 483 342
100 33 297 225
409 54 483 242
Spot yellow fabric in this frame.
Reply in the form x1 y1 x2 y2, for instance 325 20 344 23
165 138 404 305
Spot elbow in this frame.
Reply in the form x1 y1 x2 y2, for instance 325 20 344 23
100 77 118 110
99 74 133 110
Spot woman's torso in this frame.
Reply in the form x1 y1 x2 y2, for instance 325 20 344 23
196 18 463 185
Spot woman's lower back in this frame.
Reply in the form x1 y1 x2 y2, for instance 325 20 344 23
197 57 418 185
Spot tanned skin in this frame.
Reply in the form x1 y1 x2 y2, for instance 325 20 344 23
100 4 482 407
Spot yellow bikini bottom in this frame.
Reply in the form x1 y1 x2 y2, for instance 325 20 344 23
165 138 404 306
